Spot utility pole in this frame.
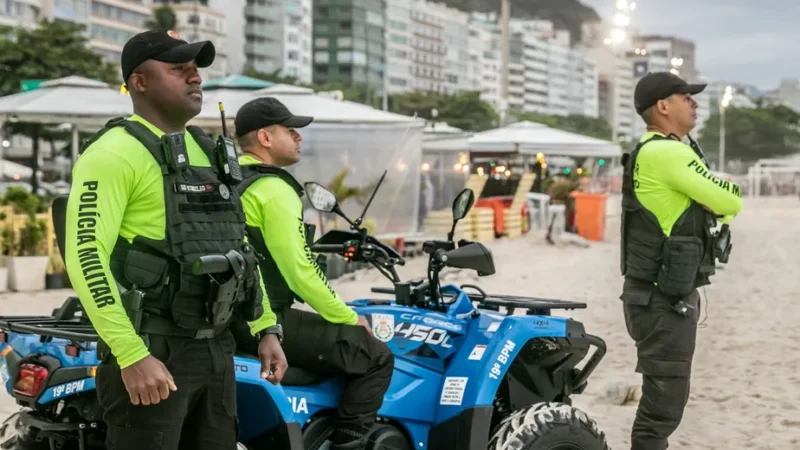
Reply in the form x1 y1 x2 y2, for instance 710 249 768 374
500 0 510 122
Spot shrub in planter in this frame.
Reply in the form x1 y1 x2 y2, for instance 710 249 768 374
46 249 66 290
1 188 49 291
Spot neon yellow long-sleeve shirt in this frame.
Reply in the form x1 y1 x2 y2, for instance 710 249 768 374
237 155 358 326
634 131 744 236
65 115 276 369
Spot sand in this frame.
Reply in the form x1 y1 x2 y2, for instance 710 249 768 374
2 195 800 449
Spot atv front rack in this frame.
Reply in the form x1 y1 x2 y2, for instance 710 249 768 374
464 290 587 316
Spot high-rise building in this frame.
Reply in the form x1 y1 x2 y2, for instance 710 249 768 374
406 0 445 93
633 34 697 81
153 0 228 79
587 45 635 141
507 19 599 118
384 0 412 93
239 0 312 84
312 0 386 95
1 0 45 29
88 0 153 64
426 1 469 94
467 12 502 112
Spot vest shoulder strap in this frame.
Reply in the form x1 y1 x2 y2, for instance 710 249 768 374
186 126 218 164
236 164 304 197
79 117 168 172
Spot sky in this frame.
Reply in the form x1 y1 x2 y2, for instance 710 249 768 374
581 0 800 92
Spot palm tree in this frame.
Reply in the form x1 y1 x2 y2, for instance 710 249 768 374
318 168 374 234
146 5 177 30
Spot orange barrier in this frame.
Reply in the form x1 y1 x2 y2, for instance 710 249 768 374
570 192 608 241
475 198 505 235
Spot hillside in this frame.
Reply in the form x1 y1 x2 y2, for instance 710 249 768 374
441 0 601 44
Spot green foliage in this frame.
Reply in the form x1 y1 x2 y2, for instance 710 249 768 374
511 110 613 141
146 5 177 30
0 187 48 257
242 70 498 131
0 20 120 97
390 90 500 131
698 105 800 164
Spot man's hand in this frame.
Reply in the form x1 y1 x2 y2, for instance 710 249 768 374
120 355 177 406
258 334 288 384
356 315 373 335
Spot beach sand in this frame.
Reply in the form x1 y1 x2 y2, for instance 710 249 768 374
2 195 799 449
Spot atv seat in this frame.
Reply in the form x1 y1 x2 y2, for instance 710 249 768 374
52 195 68 262
235 351 328 386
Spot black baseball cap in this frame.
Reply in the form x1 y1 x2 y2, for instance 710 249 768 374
234 97 314 137
121 29 216 82
634 72 706 115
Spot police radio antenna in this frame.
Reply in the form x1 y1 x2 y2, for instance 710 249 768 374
354 169 387 230
219 102 230 138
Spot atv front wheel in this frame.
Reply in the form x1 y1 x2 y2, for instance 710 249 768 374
488 402 610 450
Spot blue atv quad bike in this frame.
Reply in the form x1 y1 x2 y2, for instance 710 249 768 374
0 183 610 450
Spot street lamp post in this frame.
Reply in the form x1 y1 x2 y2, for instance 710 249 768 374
719 85 733 171
604 0 636 144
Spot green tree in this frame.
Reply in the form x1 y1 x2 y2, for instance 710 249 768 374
389 90 500 131
0 20 120 193
698 105 800 166
510 110 613 140
146 5 177 30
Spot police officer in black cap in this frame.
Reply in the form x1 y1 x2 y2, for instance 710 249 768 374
620 71 743 450
65 29 287 449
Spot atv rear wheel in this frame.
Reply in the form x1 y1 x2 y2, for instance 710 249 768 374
488 402 610 450
0 411 50 450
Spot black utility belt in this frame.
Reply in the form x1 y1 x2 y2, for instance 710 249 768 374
139 313 229 340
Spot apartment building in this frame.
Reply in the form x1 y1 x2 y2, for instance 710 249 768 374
233 0 312 83
384 0 411 93
467 13 502 112
153 0 227 79
0 0 44 28
587 45 634 141
634 34 697 81
507 19 598 118
88 0 153 65
312 0 386 94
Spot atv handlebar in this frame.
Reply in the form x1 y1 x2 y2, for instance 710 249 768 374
311 244 346 253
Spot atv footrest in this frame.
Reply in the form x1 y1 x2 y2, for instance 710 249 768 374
19 410 101 433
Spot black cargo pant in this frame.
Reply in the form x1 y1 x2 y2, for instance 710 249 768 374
620 277 700 450
96 329 238 450
240 306 394 446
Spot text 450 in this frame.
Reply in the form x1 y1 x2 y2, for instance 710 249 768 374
489 340 516 380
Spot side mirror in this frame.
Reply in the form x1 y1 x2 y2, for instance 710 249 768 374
304 182 338 213
452 188 475 221
441 241 495 277
448 188 475 241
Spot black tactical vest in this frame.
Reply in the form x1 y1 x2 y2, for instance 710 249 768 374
78 117 262 333
620 134 716 296
235 163 320 310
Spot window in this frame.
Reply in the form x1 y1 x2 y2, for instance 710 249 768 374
337 51 353 63
315 37 329 47
314 51 330 63
288 33 299 43
366 10 383 26
288 51 299 60
338 37 353 47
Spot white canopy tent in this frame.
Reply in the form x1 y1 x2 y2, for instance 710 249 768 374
0 76 133 163
467 121 622 158
194 84 427 235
